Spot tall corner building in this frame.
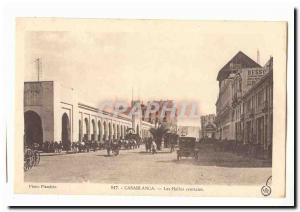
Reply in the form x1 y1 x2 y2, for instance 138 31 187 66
215 51 262 141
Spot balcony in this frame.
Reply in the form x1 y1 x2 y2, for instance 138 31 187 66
236 91 242 99
232 99 237 108
240 113 244 121
247 108 254 119
232 91 242 108
262 101 269 113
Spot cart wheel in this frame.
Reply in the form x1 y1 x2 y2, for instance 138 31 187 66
24 149 34 171
24 158 31 171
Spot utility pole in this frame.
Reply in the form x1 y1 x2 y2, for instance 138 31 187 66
35 58 42 81
256 49 260 65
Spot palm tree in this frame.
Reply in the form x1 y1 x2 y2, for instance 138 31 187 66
149 125 169 150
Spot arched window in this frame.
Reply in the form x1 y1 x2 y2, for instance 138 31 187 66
113 123 116 139
120 125 123 139
108 122 112 140
62 113 71 150
103 121 107 140
84 118 89 141
79 120 82 141
117 125 120 139
98 120 102 141
91 119 96 141
24 110 43 147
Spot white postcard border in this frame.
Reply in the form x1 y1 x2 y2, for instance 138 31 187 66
1 0 295 206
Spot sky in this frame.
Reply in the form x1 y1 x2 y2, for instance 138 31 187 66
24 20 283 126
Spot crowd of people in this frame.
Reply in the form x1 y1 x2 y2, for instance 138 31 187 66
35 138 144 155
41 141 64 153
27 136 180 157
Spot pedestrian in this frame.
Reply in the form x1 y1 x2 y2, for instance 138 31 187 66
151 140 157 154
170 139 175 153
49 141 54 153
145 138 149 152
106 139 111 156
54 141 58 153
44 141 49 152
58 140 63 153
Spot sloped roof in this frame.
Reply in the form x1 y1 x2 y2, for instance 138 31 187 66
217 51 261 81
263 56 273 69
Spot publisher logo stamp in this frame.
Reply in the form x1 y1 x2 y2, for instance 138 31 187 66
261 176 272 197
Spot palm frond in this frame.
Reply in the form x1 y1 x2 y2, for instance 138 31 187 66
149 125 169 138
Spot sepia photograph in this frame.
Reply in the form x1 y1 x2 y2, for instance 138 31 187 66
13 18 288 198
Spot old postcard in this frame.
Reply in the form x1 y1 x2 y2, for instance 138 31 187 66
14 18 287 198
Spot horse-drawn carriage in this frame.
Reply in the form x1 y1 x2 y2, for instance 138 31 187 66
176 137 199 160
124 132 141 149
105 140 120 156
71 140 98 153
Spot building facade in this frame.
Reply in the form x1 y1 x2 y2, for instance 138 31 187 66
215 73 235 140
128 100 153 138
200 114 216 139
24 81 153 149
231 66 269 143
177 125 200 140
141 100 178 133
215 51 273 159
215 51 262 141
242 58 273 158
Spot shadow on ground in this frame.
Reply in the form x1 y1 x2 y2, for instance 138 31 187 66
96 154 120 157
135 151 172 154
156 150 272 168
41 151 98 156
40 153 68 157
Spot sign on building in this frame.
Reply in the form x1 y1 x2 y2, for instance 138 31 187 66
241 67 268 93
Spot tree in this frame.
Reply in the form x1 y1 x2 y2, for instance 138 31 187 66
149 125 169 150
